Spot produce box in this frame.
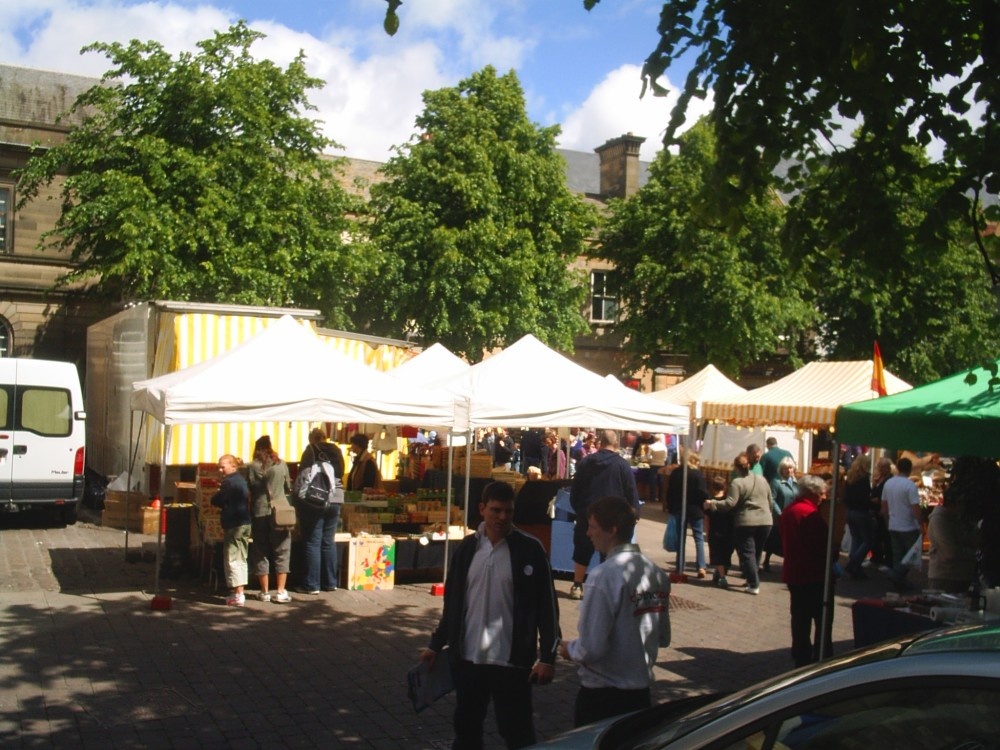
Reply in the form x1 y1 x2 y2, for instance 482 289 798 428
104 490 146 510
174 481 197 504
102 500 159 534
345 536 395 590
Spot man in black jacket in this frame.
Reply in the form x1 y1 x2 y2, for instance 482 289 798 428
568 430 640 600
421 481 560 749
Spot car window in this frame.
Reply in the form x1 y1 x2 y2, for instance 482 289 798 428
715 685 1000 750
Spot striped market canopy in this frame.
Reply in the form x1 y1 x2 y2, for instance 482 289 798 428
701 360 911 431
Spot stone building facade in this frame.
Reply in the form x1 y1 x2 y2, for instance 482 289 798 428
0 65 105 366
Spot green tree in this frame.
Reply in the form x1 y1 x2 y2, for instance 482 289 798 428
784 136 1000 384
613 0 1000 288
597 120 815 376
357 66 597 361
16 22 362 324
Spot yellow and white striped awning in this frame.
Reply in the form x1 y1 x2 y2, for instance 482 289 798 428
144 312 415 466
700 360 911 432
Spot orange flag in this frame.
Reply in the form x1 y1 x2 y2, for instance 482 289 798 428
871 341 887 397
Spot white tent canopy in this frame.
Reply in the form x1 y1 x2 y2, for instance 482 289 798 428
431 334 689 433
700 360 911 431
651 364 746 420
130 315 456 426
389 342 469 385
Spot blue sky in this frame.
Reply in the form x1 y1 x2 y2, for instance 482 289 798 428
1 0 710 162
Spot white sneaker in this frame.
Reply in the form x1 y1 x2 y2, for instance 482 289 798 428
226 593 246 607
272 590 292 603
744 585 760 595
257 591 271 603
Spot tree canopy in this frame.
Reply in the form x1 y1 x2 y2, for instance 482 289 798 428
357 66 597 361
612 0 1000 288
17 22 362 324
597 120 815 377
784 135 1000 383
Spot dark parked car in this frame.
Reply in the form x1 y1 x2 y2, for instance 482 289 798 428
531 621 1000 749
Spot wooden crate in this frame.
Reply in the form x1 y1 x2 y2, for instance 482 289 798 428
102 501 159 534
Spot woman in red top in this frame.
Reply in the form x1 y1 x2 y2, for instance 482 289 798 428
779 475 834 666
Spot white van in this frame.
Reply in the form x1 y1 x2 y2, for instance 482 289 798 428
0 358 86 524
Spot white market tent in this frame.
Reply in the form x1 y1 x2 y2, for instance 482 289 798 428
700 360 911 432
432 334 689 434
648 365 747 572
128 316 457 596
651 364 747 420
131 315 456 427
429 335 689 571
389 342 469 385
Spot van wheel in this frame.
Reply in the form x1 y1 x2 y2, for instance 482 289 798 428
61 506 78 526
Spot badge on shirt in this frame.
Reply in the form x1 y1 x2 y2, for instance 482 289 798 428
524 565 534 576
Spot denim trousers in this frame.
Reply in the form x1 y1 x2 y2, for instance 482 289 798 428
845 509 876 574
684 516 707 571
889 528 921 585
299 504 342 591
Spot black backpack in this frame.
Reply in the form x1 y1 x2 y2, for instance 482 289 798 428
296 458 342 510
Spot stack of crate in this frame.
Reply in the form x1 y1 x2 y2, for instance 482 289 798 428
194 463 223 543
102 490 158 534
452 447 494 478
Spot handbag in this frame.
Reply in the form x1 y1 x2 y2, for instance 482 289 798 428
268 478 297 530
271 496 297 529
663 513 680 553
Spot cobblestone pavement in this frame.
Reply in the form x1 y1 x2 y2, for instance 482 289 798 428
0 504 919 748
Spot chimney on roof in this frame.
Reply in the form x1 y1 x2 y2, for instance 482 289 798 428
595 132 646 199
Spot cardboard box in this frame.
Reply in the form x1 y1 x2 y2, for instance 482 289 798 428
174 481 197 504
345 536 395 590
105 490 146 509
102 501 159 534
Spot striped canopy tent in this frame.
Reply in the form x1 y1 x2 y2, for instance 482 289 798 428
701 360 911 432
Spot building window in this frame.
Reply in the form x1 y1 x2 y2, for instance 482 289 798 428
0 317 10 358
590 270 617 324
0 183 12 254
0 182 14 255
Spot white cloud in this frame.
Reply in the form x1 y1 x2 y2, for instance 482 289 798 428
557 64 713 161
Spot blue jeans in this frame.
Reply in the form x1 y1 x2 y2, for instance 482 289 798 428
684 516 707 571
846 509 876 575
889 528 921 587
300 504 342 591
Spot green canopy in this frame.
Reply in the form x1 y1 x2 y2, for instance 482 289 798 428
835 361 1000 457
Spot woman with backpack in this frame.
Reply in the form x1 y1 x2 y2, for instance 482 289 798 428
295 428 346 594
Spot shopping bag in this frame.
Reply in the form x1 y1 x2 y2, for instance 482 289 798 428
663 514 679 553
900 534 923 569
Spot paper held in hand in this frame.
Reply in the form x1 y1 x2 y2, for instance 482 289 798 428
406 648 454 713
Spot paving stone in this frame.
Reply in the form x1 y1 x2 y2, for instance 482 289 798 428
1 505 908 748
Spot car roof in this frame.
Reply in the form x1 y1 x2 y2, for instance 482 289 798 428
624 622 1000 748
